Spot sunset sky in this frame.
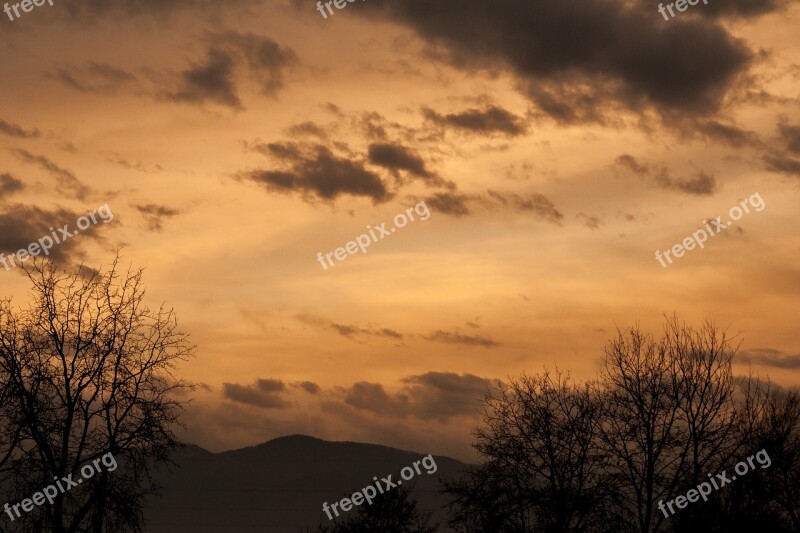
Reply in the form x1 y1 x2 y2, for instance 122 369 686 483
0 0 798 461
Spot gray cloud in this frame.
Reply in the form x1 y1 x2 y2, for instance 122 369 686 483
166 48 242 109
48 61 136 94
654 169 718 196
422 330 500 348
343 371 502 421
222 379 290 409
422 105 527 136
0 204 103 265
367 143 434 180
164 32 297 109
135 203 181 232
11 149 90 200
293 381 321 394
241 142 391 203
360 0 756 125
738 349 800 370
0 120 40 139
616 154 718 195
0 174 24 198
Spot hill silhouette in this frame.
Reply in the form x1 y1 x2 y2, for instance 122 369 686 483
143 435 466 532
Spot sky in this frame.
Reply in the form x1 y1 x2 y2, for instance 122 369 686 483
0 0 798 461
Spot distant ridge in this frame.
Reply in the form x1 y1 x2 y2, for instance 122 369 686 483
144 435 466 533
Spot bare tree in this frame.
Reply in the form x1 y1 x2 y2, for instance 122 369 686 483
447 371 610 532
0 256 193 532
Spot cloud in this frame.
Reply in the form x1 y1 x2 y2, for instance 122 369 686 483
222 379 290 409
293 381 321 394
422 105 527 136
738 349 800 370
165 48 242 109
163 32 297 109
615 154 649 176
695 120 761 148
654 169 718 196
616 154 718 195
367 143 435 180
361 0 755 124
422 330 500 348
0 174 24 198
0 119 40 139
577 213 603 230
762 122 800 178
135 203 181 232
48 61 136 94
485 190 563 223
295 314 403 341
420 190 563 221
424 192 472 217
240 142 391 203
216 31 299 96
0 204 104 264
11 149 90 200
342 371 501 421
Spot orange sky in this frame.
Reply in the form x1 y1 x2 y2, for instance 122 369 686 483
0 0 798 460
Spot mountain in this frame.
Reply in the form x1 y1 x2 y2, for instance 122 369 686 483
143 435 468 533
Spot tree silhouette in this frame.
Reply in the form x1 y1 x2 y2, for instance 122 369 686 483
0 257 193 532
316 484 437 533
445 316 800 533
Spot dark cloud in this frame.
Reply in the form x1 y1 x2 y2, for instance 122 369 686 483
424 192 472 217
0 204 102 265
331 323 403 341
361 0 755 124
0 174 24 197
695 120 761 148
0 119 40 139
777 123 800 155
222 380 290 409
62 0 257 20
135 203 181 232
343 371 501 421
423 330 500 348
654 169 718 196
422 105 527 136
421 190 563 222
616 154 717 195
48 61 136 94
344 382 409 414
763 154 800 177
367 143 434 180
615 154 649 176
241 142 391 203
11 149 90 200
286 121 329 140
577 213 603 230
738 349 800 370
762 123 800 178
164 32 297 109
485 190 563 223
293 381 321 394
165 48 242 109
216 31 299 96
295 314 403 342
257 379 286 393
694 0 789 19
